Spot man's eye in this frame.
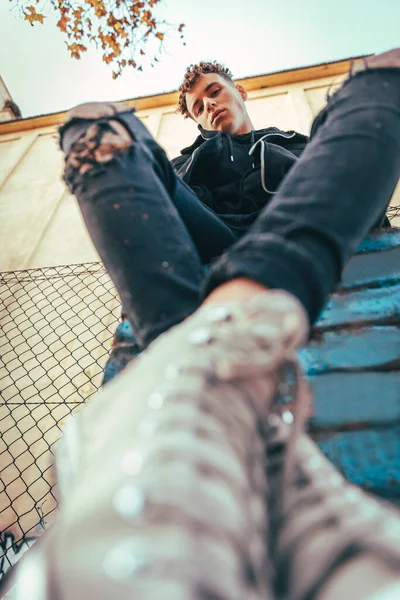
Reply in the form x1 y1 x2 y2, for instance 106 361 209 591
197 105 204 115
212 89 220 96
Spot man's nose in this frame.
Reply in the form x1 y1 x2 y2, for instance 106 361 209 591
205 99 217 113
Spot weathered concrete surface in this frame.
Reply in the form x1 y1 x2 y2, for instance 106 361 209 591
341 244 400 289
307 229 400 497
314 427 399 498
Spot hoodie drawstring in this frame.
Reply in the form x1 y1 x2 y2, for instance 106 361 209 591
249 131 296 194
227 135 234 162
251 130 255 168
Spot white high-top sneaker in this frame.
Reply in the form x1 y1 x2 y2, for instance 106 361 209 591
13 290 308 600
265 418 400 600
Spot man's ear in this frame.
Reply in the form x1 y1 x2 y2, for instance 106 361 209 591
235 84 248 102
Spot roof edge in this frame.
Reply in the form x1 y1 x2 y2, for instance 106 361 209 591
0 55 365 134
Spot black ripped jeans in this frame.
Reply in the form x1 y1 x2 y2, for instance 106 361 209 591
60 68 400 349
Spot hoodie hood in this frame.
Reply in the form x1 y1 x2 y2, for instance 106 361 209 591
170 124 309 227
179 125 308 157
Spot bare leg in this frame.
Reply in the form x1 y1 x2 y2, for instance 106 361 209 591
319 555 400 600
203 278 269 305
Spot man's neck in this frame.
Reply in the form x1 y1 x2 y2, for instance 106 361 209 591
232 116 255 135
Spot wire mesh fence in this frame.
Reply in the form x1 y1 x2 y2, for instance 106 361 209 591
0 263 120 577
386 203 400 223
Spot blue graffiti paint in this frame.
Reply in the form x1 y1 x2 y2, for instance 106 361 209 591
299 326 400 375
341 246 400 290
316 282 400 329
356 230 400 253
308 371 400 427
316 427 400 494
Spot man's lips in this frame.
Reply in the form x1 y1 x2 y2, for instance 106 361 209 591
211 109 226 125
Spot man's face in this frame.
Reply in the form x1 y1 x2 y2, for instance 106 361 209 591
186 73 249 135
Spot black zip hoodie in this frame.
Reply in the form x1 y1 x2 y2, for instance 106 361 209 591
171 125 309 232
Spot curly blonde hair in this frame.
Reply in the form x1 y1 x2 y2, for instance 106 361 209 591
177 61 234 118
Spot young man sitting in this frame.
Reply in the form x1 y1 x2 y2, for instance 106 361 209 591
50 49 400 599
60 52 399 353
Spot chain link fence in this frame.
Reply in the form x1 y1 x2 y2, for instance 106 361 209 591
386 203 400 223
0 263 120 577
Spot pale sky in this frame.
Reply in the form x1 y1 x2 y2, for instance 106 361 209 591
0 0 399 118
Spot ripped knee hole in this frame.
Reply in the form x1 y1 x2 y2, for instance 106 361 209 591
65 120 133 176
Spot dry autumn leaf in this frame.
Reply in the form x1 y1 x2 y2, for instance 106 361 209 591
66 42 87 59
24 5 44 25
103 52 116 64
12 0 185 78
57 14 70 33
